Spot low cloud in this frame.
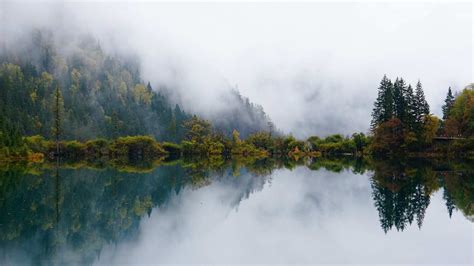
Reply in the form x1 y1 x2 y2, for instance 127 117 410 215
1 2 471 137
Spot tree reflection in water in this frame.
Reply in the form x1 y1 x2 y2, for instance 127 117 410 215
0 156 472 264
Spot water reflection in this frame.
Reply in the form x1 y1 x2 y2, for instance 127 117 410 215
370 158 474 232
0 157 472 264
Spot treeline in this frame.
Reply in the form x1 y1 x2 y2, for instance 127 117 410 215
370 75 474 156
4 114 373 162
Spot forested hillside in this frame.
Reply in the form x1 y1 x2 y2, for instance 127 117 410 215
0 30 189 143
0 29 274 146
210 89 275 138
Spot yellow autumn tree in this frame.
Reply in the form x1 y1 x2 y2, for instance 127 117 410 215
132 84 152 105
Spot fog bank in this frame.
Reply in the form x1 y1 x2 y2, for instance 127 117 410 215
1 2 472 137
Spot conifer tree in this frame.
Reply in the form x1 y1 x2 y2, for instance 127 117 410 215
393 78 407 123
52 83 63 156
371 75 394 131
405 84 416 131
442 87 455 120
414 81 430 123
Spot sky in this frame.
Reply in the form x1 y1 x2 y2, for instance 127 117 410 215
1 1 472 137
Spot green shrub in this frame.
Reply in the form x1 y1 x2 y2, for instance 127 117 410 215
181 138 226 156
206 140 225 155
287 139 309 152
308 134 358 155
110 136 166 158
246 132 275 152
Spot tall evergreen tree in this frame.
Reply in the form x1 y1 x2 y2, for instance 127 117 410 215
393 78 407 123
409 80 430 135
442 87 455 120
414 81 430 123
371 75 394 131
52 83 63 155
405 84 416 131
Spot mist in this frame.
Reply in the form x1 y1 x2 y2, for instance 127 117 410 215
1 1 472 137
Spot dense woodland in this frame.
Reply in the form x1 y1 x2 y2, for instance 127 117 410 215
0 30 273 159
0 31 189 143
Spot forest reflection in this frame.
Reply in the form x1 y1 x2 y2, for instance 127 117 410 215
0 156 472 264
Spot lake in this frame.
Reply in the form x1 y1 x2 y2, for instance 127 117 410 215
0 157 472 265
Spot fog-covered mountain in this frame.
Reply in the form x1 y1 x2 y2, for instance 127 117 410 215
0 29 274 141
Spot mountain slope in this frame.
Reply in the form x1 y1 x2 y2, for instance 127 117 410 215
0 30 189 142
0 29 275 143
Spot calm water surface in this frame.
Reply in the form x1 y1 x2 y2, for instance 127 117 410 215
0 158 472 265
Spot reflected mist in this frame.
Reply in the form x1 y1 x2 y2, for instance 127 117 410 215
0 157 472 265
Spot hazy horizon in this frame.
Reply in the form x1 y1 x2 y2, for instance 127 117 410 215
1 1 472 137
